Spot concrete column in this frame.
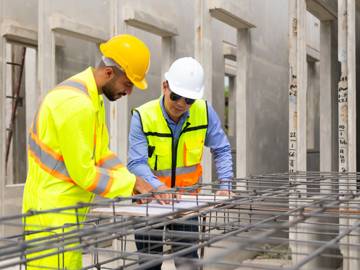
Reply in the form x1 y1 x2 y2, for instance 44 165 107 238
288 0 308 175
346 0 356 173
339 0 359 268
289 0 299 263
235 28 249 189
289 0 310 267
161 36 174 81
38 0 56 99
109 2 131 257
319 21 333 173
338 0 349 174
228 75 235 138
289 0 298 174
0 0 5 235
194 0 212 185
109 0 130 162
25 48 37 145
296 0 308 173
320 21 334 195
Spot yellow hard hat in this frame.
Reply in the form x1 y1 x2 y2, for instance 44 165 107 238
100 34 150 89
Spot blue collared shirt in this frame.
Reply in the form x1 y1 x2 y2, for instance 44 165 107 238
127 97 233 189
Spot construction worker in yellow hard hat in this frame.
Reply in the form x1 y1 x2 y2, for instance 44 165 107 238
22 34 154 270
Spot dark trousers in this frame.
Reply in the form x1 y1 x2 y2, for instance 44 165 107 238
135 217 199 270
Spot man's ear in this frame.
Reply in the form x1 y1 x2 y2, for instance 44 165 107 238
104 67 115 79
162 81 167 94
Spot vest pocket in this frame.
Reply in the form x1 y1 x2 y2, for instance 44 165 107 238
150 141 170 170
184 140 204 166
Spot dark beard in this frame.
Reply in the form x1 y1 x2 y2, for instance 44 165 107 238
102 79 118 101
102 85 117 101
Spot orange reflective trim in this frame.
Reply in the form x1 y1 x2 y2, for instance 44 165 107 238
100 177 114 197
28 149 75 184
97 153 116 166
156 164 202 188
157 175 172 188
110 163 125 170
30 131 63 161
176 164 202 187
86 170 101 192
97 153 124 170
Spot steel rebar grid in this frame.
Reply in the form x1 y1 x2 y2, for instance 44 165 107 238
0 172 360 270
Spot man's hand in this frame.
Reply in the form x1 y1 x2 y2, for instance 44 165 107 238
215 190 233 197
133 176 154 203
153 185 181 205
216 179 233 197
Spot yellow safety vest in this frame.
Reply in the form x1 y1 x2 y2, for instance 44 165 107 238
22 67 135 269
135 98 208 189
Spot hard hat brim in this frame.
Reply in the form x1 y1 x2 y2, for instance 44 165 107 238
132 78 148 90
166 79 204 100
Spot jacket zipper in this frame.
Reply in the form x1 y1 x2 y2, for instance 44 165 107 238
170 122 191 187
154 155 158 170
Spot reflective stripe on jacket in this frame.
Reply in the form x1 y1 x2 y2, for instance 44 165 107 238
135 98 208 188
22 67 136 269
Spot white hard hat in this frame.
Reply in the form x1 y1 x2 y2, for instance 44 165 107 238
164 57 204 100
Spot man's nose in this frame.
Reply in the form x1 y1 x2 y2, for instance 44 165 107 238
176 98 187 107
126 86 133 95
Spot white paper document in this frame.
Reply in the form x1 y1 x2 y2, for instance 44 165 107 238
92 195 229 217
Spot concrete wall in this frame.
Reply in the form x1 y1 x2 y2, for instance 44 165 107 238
245 0 290 175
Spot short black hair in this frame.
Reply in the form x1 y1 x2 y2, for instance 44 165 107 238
97 59 124 76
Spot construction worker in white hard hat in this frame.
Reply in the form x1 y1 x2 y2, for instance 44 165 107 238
22 34 154 270
128 57 234 269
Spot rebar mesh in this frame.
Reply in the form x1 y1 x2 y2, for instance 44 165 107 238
1 172 360 270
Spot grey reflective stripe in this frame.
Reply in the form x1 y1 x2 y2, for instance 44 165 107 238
176 165 198 174
152 165 198 177
28 134 71 178
57 80 89 96
101 156 122 169
152 168 171 177
92 168 111 194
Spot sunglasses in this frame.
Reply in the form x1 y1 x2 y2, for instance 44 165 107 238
170 91 195 105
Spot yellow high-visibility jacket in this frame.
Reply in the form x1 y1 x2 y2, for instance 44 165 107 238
22 67 135 269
